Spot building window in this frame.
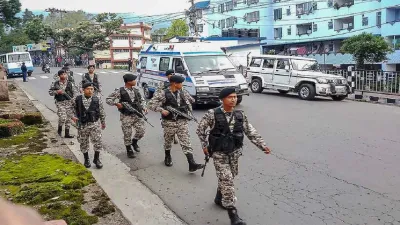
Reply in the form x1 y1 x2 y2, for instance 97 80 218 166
247 0 259 6
376 12 381 27
313 23 318 32
287 26 292 35
328 21 333 29
296 2 313 16
327 0 333 7
220 19 225 28
274 27 283 39
233 0 238 7
362 15 368 26
159 57 170 71
287 7 291 16
274 8 282 20
329 43 334 52
226 17 236 28
218 4 225 13
197 24 204 32
196 9 202 18
245 11 260 23
225 1 233 11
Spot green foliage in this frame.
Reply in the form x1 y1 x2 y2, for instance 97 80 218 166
341 32 393 69
43 10 89 30
165 19 189 39
24 18 53 43
0 0 22 27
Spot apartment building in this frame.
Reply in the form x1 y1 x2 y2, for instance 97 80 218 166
94 22 152 69
194 0 400 71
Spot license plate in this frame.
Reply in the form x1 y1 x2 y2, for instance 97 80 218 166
336 86 346 92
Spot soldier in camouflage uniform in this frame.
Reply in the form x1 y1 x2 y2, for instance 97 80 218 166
106 74 147 158
79 65 101 95
148 75 204 172
156 69 178 144
53 66 75 85
72 82 106 169
196 87 271 225
49 70 78 138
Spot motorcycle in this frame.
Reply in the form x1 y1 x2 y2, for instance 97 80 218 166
42 64 50 73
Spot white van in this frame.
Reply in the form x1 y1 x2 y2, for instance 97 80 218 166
137 42 249 105
247 55 350 101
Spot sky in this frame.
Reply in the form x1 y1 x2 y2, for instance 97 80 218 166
20 0 190 15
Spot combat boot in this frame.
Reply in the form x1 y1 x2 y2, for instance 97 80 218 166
131 139 140 152
164 150 173 167
93 151 103 169
173 136 178 144
126 145 135 158
57 126 62 136
64 129 74 138
83 152 91 168
185 153 205 172
227 207 246 225
214 189 227 209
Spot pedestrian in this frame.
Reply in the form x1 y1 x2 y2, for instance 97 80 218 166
106 74 147 158
196 87 271 225
53 66 75 84
21 62 28 82
127 58 132 71
156 69 178 144
148 75 204 172
80 65 101 95
48 70 77 138
72 82 106 169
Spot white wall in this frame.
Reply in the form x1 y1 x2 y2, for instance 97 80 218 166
113 52 130 60
112 40 130 48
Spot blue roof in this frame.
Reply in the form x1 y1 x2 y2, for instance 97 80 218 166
175 36 266 41
223 43 262 50
192 1 210 9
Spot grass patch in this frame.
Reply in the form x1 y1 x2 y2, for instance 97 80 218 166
0 154 97 224
0 125 48 152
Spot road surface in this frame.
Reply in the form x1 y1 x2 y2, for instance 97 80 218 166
15 68 400 225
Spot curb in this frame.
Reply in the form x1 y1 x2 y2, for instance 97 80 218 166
347 94 400 107
18 84 187 225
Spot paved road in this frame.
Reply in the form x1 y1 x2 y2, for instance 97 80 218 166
15 68 400 225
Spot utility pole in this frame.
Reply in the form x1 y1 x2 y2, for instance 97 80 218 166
188 0 198 37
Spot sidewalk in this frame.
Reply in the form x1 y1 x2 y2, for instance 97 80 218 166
16 82 187 225
347 91 400 106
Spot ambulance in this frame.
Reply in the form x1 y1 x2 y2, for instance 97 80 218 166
136 42 249 105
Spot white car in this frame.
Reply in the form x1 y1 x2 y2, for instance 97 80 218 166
247 55 350 101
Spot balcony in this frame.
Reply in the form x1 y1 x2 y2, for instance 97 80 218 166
333 0 354 9
296 23 312 36
386 7 400 25
334 16 354 32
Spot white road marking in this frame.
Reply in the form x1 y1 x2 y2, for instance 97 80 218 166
29 77 36 80
100 71 107 74
112 71 120 74
15 78 23 81
40 76 49 79
76 73 83 75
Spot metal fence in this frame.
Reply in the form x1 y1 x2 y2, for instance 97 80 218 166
323 70 400 95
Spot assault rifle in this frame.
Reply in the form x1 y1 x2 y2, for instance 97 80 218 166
201 155 210 177
50 87 72 100
121 102 154 127
165 106 198 123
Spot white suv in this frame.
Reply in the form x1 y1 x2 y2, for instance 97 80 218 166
247 55 350 101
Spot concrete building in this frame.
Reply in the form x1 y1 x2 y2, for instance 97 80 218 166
94 22 152 69
194 0 400 71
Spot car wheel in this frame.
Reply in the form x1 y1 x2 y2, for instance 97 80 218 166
298 83 316 100
250 79 263 93
143 84 153 99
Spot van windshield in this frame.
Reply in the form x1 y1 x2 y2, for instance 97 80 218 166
184 55 236 74
291 59 320 71
8 54 30 63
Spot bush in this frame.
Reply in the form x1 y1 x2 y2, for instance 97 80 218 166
0 119 24 138
0 112 43 125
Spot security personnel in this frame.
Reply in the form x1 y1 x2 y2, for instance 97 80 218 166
148 75 204 172
48 70 77 138
106 74 147 158
196 87 271 225
80 65 101 95
53 66 75 84
72 82 106 169
156 69 178 144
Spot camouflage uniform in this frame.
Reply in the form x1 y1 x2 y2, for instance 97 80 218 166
72 95 106 153
53 72 75 84
196 107 268 208
148 89 195 154
106 87 147 146
48 80 78 129
79 73 102 96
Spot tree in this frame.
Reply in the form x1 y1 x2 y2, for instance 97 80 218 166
341 32 393 69
22 8 34 24
0 29 31 53
165 19 189 40
43 10 90 30
151 28 167 42
24 18 53 43
0 0 22 27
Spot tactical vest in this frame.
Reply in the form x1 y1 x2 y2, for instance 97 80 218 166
118 87 143 117
163 81 170 90
75 95 100 124
54 81 74 102
83 73 99 90
162 90 188 121
208 108 244 154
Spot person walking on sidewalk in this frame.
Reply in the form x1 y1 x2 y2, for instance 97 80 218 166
53 66 75 85
49 70 78 138
21 62 28 82
106 74 147 158
80 65 101 95
148 75 204 172
196 87 271 225
72 82 106 169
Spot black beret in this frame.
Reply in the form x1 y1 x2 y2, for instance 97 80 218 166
82 82 94 89
219 87 236 99
87 65 95 69
58 70 65 76
123 74 137 82
169 75 185 83
64 63 70 67
166 70 174 76
62 66 69 70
